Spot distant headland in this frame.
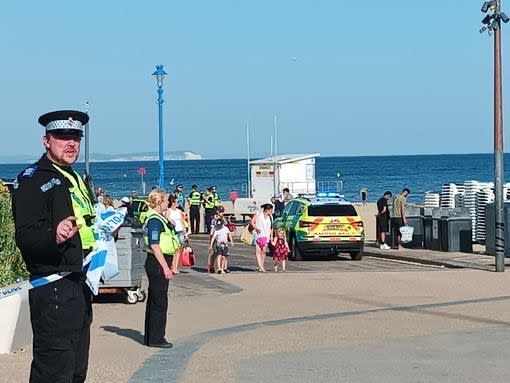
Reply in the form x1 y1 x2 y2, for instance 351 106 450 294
0 150 202 164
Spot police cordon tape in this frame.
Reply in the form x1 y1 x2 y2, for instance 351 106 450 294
0 207 127 300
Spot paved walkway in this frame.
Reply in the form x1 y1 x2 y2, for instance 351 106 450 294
3 241 510 382
363 242 509 272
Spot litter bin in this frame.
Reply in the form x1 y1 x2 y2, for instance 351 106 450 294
439 214 473 253
485 202 510 257
100 226 147 304
424 207 457 250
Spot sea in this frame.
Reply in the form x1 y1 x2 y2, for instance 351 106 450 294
1 153 509 204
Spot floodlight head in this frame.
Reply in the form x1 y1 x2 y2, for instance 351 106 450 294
501 12 510 23
480 25 488 33
481 0 496 13
482 14 493 24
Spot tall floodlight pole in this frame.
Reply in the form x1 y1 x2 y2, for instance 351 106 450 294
246 120 251 198
152 65 167 189
84 101 91 178
480 1 509 271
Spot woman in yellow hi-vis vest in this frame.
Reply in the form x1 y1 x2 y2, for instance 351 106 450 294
142 188 179 348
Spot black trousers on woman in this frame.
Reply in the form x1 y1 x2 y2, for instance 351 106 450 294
144 254 172 345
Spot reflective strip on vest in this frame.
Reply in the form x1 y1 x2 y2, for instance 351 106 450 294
53 165 96 250
204 193 215 209
143 209 180 256
190 191 201 205
212 192 220 207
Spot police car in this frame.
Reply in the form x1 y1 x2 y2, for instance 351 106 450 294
273 192 364 261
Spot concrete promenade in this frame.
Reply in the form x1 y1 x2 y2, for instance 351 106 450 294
2 242 510 382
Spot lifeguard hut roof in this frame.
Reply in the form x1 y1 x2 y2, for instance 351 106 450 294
250 153 320 165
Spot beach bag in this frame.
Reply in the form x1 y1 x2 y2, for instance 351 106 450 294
400 225 414 243
181 243 195 267
240 224 256 246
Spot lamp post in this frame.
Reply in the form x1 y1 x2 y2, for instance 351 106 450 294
480 1 509 271
84 101 91 178
152 65 167 189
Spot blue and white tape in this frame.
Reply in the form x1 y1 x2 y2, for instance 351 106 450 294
0 207 127 300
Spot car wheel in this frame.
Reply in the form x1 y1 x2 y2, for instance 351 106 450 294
290 236 304 261
350 251 363 261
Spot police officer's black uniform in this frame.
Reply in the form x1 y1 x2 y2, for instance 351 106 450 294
188 185 202 234
12 111 93 383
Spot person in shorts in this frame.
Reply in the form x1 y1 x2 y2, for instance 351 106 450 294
209 220 234 274
376 191 392 249
391 188 410 250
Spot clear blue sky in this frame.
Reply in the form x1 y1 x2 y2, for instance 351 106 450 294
0 1 507 159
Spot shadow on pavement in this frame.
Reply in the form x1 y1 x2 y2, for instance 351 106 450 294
191 266 257 273
101 325 144 344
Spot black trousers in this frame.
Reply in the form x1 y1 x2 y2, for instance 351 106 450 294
29 273 92 383
204 208 215 233
189 205 200 234
144 254 172 345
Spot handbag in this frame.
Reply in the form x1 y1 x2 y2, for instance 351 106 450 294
240 224 256 246
180 242 195 267
399 225 414 243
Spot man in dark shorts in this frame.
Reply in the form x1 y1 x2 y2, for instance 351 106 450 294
376 191 392 249
391 188 410 250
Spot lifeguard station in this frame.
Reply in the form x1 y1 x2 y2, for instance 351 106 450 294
235 153 342 218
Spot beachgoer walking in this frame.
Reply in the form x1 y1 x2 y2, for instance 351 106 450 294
142 188 176 348
12 110 96 382
377 191 392 250
165 195 187 274
175 184 185 210
207 206 228 273
360 187 368 205
391 188 410 250
187 184 202 234
251 203 274 272
229 189 239 207
272 227 290 272
209 219 234 274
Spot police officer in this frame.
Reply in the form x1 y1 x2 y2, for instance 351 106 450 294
12 110 95 383
142 188 177 348
211 185 221 208
187 184 202 234
203 187 216 233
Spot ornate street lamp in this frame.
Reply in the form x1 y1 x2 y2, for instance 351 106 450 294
152 65 167 189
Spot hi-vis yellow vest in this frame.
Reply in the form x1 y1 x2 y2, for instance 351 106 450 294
53 165 96 250
143 208 180 256
204 192 215 209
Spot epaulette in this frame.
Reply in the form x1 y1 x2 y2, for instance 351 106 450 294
21 165 38 178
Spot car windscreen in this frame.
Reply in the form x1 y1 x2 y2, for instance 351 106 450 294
307 204 358 217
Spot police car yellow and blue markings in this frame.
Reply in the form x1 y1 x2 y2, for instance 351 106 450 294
285 193 364 243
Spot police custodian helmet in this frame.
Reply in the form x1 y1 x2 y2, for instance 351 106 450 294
38 110 89 138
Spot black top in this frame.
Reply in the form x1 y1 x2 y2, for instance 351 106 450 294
273 199 285 215
12 154 85 275
377 197 389 219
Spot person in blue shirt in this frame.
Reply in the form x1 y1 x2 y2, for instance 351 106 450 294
175 184 186 210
